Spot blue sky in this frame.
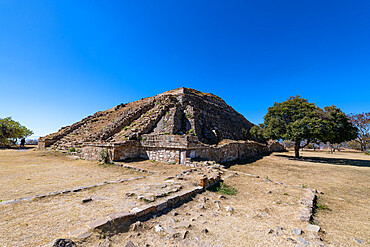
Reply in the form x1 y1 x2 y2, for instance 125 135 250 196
1 1 369 137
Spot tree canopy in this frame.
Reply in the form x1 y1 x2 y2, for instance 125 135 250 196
0 117 33 146
251 96 357 158
348 112 370 151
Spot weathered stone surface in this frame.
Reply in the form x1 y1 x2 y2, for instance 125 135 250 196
293 228 302 235
176 221 191 229
306 224 320 233
124 241 136 247
52 238 76 247
130 221 141 231
298 237 310 245
87 217 110 231
354 238 365 244
109 211 134 226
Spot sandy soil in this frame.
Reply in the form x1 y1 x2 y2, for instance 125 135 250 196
229 150 370 246
0 149 142 201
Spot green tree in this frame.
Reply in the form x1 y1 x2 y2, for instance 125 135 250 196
348 112 370 151
321 106 358 153
0 117 33 146
251 96 357 158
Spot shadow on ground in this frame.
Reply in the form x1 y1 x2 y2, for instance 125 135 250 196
275 154 370 168
0 146 36 150
222 154 267 168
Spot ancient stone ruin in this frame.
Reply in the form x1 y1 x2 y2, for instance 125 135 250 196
39 88 284 163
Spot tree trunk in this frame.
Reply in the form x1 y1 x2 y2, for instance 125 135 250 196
294 141 300 158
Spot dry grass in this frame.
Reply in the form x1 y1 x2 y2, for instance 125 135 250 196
0 149 140 201
230 150 370 245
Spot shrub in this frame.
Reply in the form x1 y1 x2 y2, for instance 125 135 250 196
100 148 111 164
208 182 237 195
69 147 76 152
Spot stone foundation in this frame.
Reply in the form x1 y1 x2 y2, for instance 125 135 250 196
80 134 284 164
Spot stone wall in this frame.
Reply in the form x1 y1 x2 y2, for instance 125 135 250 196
81 144 114 162
141 134 199 149
142 148 181 164
80 136 284 164
193 140 269 163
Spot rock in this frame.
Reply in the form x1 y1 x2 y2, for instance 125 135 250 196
52 238 76 247
196 204 205 209
218 195 226 199
176 221 191 229
124 241 136 247
298 237 310 246
182 230 189 239
155 224 164 232
287 238 297 244
82 197 92 203
201 228 209 233
165 225 176 235
306 224 320 233
267 229 274 234
293 229 302 235
98 238 110 247
225 206 234 212
354 238 365 244
172 212 179 216
199 196 207 202
130 221 141 231
168 217 176 224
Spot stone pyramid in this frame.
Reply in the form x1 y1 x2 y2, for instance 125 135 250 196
39 88 282 163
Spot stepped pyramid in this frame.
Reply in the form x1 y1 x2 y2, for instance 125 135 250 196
39 88 283 163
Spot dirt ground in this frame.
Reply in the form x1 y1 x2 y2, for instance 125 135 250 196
229 150 370 246
0 148 145 201
0 149 369 246
0 149 190 246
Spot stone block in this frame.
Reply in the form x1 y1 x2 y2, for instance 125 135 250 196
155 201 168 212
108 211 134 226
87 217 111 231
166 195 180 207
306 224 320 233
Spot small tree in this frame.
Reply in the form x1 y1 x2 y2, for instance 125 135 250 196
348 112 370 151
0 117 33 146
321 106 358 153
